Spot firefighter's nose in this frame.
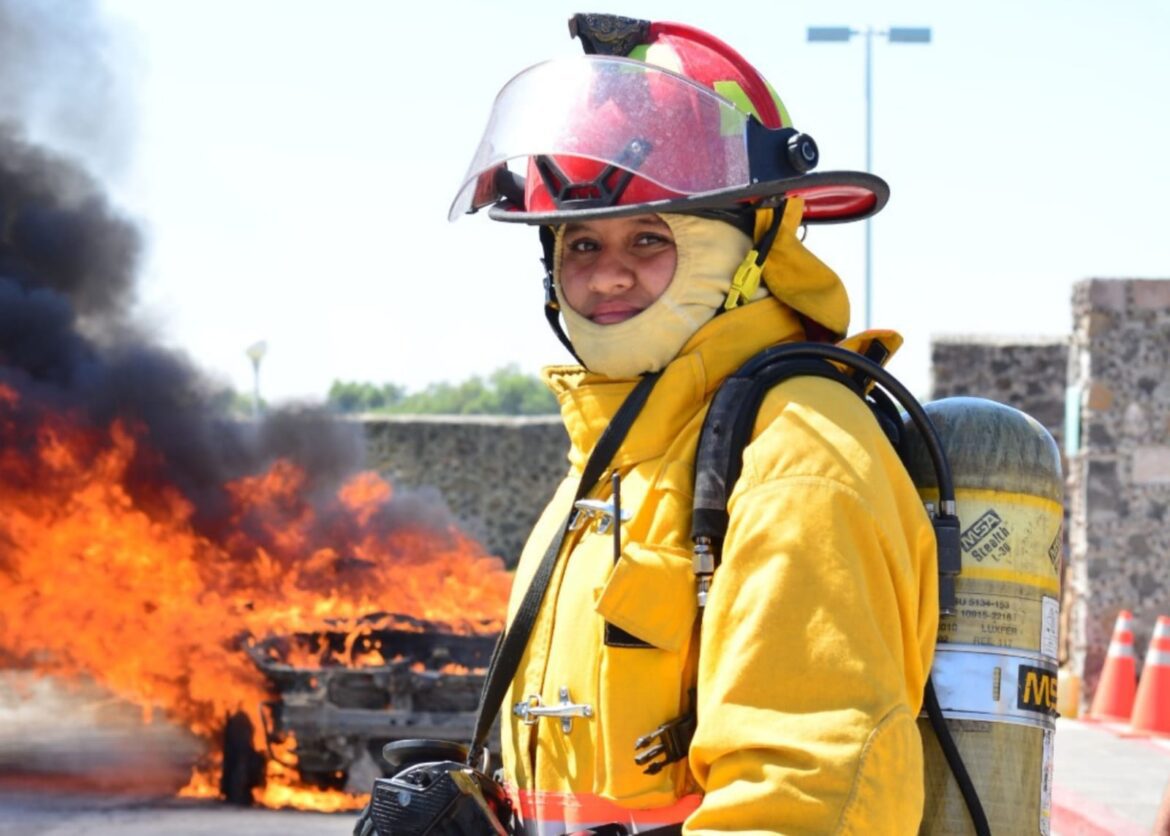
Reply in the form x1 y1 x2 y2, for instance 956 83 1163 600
588 252 635 296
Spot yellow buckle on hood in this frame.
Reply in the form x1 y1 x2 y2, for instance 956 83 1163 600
723 251 763 310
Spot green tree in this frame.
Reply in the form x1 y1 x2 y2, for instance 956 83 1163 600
488 366 559 415
326 365 557 415
327 380 405 413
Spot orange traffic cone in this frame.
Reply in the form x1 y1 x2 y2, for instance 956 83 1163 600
1131 616 1170 735
1088 609 1137 722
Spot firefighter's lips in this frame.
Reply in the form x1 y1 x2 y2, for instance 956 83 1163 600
590 304 643 324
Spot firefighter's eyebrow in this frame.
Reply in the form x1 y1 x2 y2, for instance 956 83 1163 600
562 218 669 236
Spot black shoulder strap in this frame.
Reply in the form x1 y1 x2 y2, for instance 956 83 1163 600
691 354 860 557
693 342 959 595
469 371 662 763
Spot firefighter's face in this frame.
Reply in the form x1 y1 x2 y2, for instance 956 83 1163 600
558 214 677 326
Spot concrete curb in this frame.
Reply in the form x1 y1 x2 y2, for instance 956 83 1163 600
1053 717 1170 834
1052 785 1147 835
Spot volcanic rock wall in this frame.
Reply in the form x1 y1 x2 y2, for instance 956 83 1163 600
929 335 1069 449
1066 278 1170 696
362 415 569 568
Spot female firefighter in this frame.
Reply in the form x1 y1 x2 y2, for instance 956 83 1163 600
449 14 938 834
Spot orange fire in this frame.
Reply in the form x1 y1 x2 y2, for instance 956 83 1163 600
0 384 512 808
177 734 370 812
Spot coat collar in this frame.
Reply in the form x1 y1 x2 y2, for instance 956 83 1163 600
543 298 805 472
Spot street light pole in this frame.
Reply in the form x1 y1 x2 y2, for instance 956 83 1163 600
864 26 874 332
245 340 267 419
807 24 931 330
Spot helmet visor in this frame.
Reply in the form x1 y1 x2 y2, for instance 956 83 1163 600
448 56 753 221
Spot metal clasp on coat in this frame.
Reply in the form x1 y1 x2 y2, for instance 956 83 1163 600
570 498 631 534
512 687 594 733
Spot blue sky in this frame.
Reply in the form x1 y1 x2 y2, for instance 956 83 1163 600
79 0 1170 402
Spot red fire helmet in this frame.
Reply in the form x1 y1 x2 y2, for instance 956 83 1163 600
450 14 888 225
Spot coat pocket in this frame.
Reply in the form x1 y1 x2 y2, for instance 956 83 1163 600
594 541 697 653
592 541 697 803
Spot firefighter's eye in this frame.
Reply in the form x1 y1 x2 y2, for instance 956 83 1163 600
566 237 599 253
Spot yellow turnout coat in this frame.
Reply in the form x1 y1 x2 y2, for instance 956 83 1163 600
502 280 938 834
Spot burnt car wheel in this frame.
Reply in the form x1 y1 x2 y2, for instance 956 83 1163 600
221 711 266 805
353 801 376 836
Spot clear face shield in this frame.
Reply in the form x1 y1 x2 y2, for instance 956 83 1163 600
448 56 756 221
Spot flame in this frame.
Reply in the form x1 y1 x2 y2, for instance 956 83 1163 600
0 385 512 808
177 734 369 812
257 736 369 812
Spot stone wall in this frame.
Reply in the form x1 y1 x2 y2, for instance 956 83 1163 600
930 335 1069 448
361 415 569 567
1066 279 1170 695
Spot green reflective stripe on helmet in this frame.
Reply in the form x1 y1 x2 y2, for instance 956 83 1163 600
628 44 650 61
764 80 792 128
713 80 755 135
713 79 793 130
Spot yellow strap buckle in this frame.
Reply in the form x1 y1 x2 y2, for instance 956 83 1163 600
724 251 763 310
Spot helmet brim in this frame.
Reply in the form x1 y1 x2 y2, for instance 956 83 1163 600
486 170 888 225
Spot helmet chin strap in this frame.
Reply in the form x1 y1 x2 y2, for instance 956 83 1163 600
539 225 585 364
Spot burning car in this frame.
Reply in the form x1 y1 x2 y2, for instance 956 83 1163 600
220 612 499 804
1 14 516 812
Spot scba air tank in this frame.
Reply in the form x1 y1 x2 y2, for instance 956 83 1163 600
901 397 1064 836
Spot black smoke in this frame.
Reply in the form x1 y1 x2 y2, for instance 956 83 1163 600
0 1 374 543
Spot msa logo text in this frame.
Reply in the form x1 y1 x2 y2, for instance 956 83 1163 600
1017 665 1058 715
960 510 1010 562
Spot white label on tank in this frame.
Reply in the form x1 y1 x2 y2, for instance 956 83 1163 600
1040 727 1054 835
1041 596 1059 659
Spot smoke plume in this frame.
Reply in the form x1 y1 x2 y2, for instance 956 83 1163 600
0 0 451 547
0 0 136 179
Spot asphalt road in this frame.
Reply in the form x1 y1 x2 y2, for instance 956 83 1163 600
0 788 357 836
4 722 1170 836
0 674 364 835
4 677 1169 834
